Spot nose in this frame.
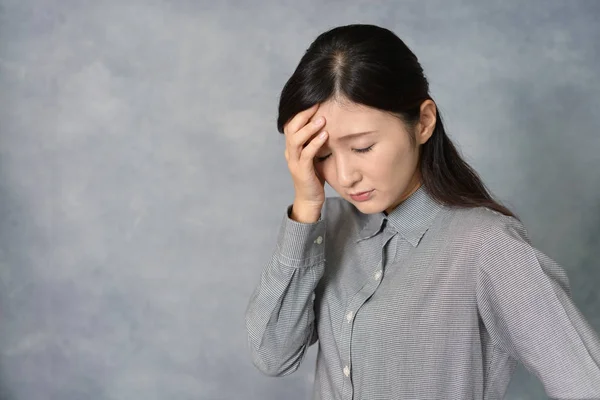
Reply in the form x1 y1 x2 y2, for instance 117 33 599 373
336 155 361 188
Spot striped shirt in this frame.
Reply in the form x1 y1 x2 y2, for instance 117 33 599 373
245 185 600 399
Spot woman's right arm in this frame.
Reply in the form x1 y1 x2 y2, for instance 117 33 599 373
245 104 329 376
245 203 326 377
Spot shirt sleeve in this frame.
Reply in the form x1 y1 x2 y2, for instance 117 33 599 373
244 204 326 377
476 214 600 398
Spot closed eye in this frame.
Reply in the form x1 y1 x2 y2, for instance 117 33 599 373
355 145 374 153
314 145 375 163
314 155 330 163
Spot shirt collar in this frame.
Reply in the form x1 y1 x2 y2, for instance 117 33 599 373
356 185 445 246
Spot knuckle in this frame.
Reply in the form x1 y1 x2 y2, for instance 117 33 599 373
285 122 295 134
299 152 312 162
287 119 300 133
290 136 302 148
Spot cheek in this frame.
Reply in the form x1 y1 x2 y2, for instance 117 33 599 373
315 162 339 187
375 148 414 179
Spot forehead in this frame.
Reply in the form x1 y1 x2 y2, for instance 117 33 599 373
307 99 408 143
309 99 385 129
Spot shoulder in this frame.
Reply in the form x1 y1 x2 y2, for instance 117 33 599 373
442 205 530 246
434 207 538 282
447 207 542 276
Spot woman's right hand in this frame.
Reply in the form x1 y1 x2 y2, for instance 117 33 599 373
283 104 329 223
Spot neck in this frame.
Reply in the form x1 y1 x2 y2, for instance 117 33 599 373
385 176 422 215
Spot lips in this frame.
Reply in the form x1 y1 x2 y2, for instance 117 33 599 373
349 190 372 196
348 190 374 202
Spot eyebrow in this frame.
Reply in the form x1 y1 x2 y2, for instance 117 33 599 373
334 130 377 141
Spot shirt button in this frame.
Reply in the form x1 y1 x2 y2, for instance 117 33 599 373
374 270 382 280
343 365 350 377
346 311 353 322
314 236 323 244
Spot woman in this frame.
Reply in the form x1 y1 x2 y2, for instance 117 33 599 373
245 24 600 399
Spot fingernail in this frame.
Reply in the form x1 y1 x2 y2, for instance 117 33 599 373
319 131 328 138
314 117 324 126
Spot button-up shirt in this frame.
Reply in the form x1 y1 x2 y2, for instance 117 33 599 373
245 185 600 399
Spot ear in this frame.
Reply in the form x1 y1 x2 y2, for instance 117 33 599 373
416 99 437 145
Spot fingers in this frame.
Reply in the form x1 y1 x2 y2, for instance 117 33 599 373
285 109 326 161
299 130 328 165
283 104 319 136
282 105 328 204
290 118 325 160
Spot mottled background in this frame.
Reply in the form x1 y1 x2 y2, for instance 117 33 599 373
0 0 599 399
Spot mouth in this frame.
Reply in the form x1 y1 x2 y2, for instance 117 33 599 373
349 190 372 196
349 189 374 202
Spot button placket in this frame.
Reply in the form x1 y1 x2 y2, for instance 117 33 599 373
340 300 357 380
341 231 394 399
340 259 383 383
340 297 356 399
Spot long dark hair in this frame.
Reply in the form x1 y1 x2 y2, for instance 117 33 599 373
276 24 518 219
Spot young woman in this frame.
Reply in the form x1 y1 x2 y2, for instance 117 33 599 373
245 24 600 399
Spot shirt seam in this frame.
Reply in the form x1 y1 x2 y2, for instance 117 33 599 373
477 213 509 352
275 247 325 267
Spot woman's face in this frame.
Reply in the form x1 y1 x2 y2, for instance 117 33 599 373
309 98 434 215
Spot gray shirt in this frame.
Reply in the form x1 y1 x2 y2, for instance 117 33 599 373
245 185 600 399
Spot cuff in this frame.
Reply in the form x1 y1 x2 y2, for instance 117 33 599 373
274 204 326 267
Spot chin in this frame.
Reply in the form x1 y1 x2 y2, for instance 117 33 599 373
349 199 387 215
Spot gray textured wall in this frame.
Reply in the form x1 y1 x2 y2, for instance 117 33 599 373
0 1 598 399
